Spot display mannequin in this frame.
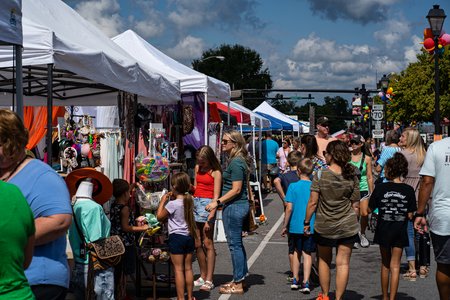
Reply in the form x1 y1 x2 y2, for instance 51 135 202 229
75 179 93 199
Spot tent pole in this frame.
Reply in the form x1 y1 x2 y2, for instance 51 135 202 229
15 45 23 120
46 64 53 166
227 100 230 126
258 128 262 184
204 92 208 146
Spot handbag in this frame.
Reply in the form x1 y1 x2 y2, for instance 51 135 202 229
72 202 125 271
88 236 125 271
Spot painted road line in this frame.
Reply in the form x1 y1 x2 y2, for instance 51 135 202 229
218 212 284 300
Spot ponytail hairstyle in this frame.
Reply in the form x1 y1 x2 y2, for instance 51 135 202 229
326 140 355 180
170 172 197 239
196 145 222 173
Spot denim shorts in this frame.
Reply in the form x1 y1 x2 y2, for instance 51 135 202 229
168 233 195 255
194 197 212 223
289 233 316 253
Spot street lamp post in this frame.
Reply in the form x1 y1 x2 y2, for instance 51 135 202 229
379 74 390 132
427 4 446 135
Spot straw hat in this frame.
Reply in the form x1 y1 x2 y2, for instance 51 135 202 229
65 168 112 205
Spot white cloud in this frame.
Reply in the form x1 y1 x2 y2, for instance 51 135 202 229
134 20 165 38
404 35 423 64
374 18 411 46
74 0 123 37
166 36 205 60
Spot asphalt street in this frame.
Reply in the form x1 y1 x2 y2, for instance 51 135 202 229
133 191 440 300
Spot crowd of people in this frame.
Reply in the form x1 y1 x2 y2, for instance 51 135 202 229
0 108 449 300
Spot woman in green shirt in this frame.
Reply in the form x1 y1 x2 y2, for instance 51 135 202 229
0 181 35 299
206 130 252 294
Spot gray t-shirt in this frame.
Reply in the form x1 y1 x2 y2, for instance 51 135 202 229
165 199 189 236
420 137 450 236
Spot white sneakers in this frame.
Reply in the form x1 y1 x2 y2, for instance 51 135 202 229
359 232 370 248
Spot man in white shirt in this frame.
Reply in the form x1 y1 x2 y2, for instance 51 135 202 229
315 116 336 162
415 137 450 300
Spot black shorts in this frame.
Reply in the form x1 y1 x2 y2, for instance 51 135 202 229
289 233 316 253
431 231 450 264
168 233 195 255
314 232 360 248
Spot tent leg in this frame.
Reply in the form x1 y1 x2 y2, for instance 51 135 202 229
15 45 23 120
204 92 208 146
46 64 53 166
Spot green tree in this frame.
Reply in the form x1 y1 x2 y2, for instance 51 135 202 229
192 44 272 110
388 50 450 124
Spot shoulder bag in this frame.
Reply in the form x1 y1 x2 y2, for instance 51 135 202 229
72 202 125 271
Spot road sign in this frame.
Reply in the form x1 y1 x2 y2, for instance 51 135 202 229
372 129 384 138
373 104 384 110
371 110 384 121
374 121 382 129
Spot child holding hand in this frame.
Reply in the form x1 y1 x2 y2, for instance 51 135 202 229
368 153 416 300
157 172 197 300
281 158 315 294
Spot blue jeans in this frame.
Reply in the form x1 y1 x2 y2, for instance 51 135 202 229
404 220 415 261
222 203 249 282
71 263 114 300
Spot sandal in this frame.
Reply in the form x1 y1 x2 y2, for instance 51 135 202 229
219 283 244 294
419 266 430 278
402 270 417 281
200 281 214 291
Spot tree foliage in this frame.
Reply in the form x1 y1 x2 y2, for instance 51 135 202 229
192 44 272 110
388 50 450 124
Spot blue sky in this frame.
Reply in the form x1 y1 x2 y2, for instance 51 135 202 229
63 0 450 99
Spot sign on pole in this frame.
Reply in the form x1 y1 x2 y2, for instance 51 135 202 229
371 110 384 121
372 129 384 139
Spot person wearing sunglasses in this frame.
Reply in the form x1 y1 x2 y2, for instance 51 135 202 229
205 130 252 294
315 117 336 162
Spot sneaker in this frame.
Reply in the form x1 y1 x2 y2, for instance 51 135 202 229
194 277 205 287
316 292 330 300
353 242 360 249
290 278 299 290
359 232 370 248
300 281 310 294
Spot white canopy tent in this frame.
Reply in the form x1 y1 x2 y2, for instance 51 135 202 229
228 101 271 128
0 0 181 106
254 101 302 132
0 0 23 118
112 30 231 143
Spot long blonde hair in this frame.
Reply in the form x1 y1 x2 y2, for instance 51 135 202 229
402 127 426 167
170 172 197 239
224 130 252 170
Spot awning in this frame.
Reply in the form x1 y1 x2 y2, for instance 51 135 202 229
255 112 293 130
214 102 250 124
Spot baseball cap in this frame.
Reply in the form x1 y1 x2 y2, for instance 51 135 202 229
317 116 330 126
350 134 365 144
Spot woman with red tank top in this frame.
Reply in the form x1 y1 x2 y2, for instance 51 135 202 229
192 146 222 291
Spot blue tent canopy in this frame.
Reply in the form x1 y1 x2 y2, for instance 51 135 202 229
255 112 293 130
